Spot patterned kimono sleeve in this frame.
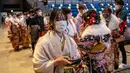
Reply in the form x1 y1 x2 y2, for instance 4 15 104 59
78 35 94 51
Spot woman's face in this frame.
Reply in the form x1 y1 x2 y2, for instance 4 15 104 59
37 10 42 16
67 12 72 19
13 14 16 18
103 11 111 20
79 9 87 16
9 14 12 18
54 13 67 33
115 4 121 10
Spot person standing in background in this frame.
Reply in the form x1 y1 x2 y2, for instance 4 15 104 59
62 8 78 41
115 0 128 69
17 13 29 48
101 8 120 72
9 13 21 51
35 8 45 37
5 13 12 40
75 4 87 37
29 9 40 54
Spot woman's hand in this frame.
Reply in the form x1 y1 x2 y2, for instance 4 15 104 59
54 56 72 66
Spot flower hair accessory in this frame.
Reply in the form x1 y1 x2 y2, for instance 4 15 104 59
87 13 97 25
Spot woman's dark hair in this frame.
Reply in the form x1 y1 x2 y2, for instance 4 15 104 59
23 11 29 15
7 12 12 17
17 13 22 17
78 4 86 10
34 8 41 14
82 10 100 25
49 9 67 30
29 9 34 14
62 8 71 15
102 8 112 14
115 0 124 5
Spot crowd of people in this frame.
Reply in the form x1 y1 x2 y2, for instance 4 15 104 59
4 0 129 73
4 8 47 52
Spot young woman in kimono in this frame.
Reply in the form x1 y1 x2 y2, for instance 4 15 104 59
5 13 12 41
32 9 80 73
78 10 111 73
62 8 78 42
101 8 120 71
9 13 21 51
115 0 128 69
17 13 30 48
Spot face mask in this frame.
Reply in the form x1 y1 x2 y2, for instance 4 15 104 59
13 15 16 18
83 9 87 13
55 21 67 32
115 5 120 10
9 15 12 18
27 14 30 17
67 13 72 19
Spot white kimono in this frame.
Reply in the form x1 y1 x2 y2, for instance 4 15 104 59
100 14 120 31
65 19 77 37
33 30 80 73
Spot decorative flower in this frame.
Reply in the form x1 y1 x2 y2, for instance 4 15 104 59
87 13 97 25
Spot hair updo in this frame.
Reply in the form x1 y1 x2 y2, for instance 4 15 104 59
82 10 101 25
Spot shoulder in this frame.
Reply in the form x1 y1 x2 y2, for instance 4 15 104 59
120 8 127 14
36 31 52 46
81 23 111 38
36 35 49 48
122 8 127 12
111 14 119 21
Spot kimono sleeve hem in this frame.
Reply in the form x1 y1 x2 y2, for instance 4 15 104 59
34 60 55 73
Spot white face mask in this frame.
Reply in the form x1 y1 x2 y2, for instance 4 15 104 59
83 9 87 13
115 5 120 10
9 15 12 18
55 21 67 32
27 14 30 17
13 15 17 18
67 13 72 19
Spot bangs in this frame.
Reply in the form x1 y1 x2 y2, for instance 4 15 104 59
55 12 67 21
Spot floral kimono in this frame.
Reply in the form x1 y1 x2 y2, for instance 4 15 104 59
19 18 30 48
101 14 120 71
33 30 80 73
78 22 111 73
9 17 21 49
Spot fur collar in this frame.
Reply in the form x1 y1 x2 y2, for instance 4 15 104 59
81 20 111 38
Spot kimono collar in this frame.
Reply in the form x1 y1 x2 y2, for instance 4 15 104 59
81 21 111 38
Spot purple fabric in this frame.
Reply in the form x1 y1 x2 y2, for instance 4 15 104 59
76 15 82 33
